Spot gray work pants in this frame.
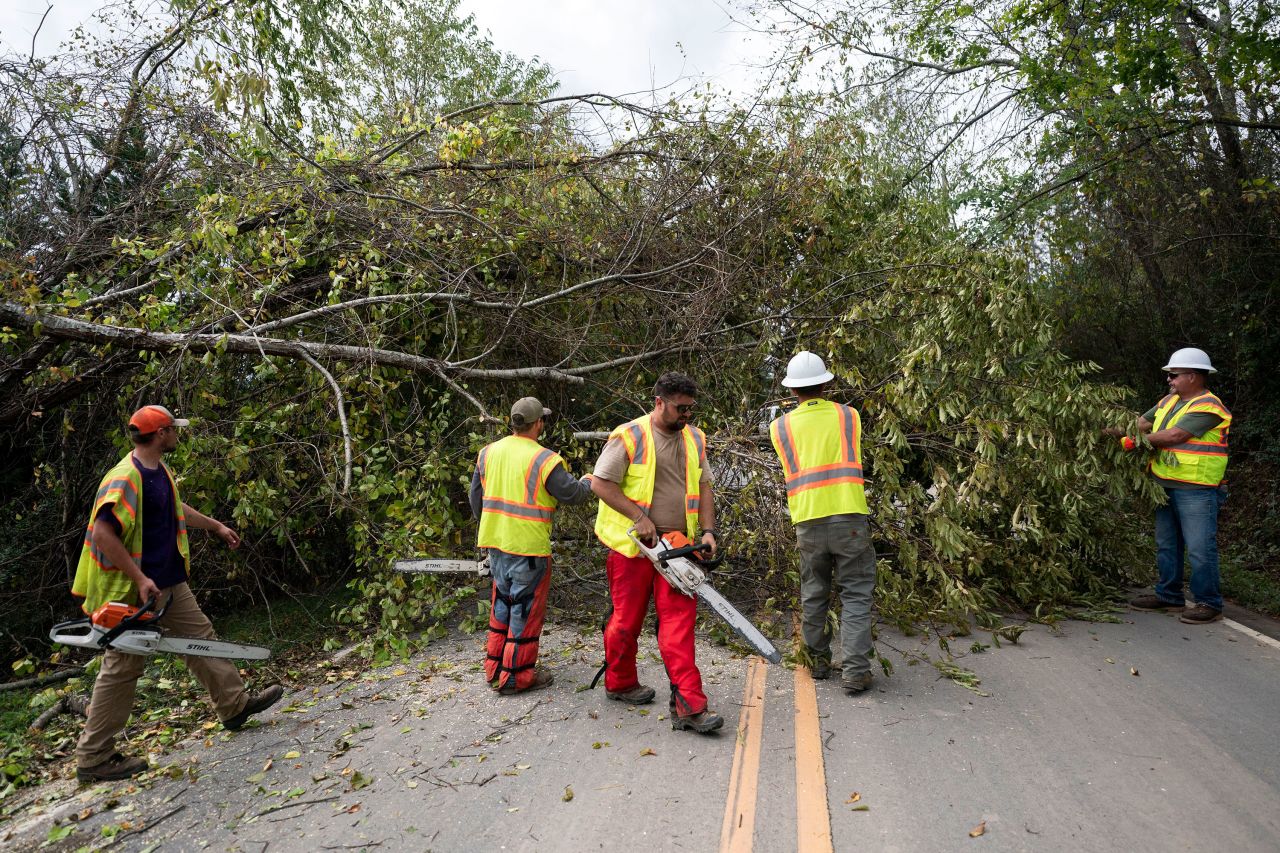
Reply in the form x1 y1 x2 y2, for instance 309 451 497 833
796 515 876 678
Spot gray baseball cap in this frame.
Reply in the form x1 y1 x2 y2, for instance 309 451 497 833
510 397 551 428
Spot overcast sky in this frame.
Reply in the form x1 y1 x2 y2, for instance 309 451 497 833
0 1 778 100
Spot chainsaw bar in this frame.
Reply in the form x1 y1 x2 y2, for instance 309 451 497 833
695 584 783 664
628 529 782 664
393 558 490 576
50 619 271 660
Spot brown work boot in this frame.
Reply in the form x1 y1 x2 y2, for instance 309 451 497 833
842 672 874 694
672 710 724 734
499 669 554 695
222 684 284 731
1179 604 1223 624
1129 594 1184 612
77 752 148 783
606 684 656 704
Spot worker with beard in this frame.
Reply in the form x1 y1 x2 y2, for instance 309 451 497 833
590 372 724 733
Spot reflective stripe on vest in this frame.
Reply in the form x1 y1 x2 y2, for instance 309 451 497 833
1149 392 1232 486
594 415 704 557
72 454 190 614
476 436 562 557
770 399 869 523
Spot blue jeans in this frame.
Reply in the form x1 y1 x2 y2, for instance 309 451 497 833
1154 486 1226 611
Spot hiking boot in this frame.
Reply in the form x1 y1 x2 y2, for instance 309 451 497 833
672 710 724 734
77 752 148 783
222 684 284 731
498 669 554 695
1129 594 1184 612
842 672 874 694
1179 604 1223 624
606 684 656 704
809 660 831 680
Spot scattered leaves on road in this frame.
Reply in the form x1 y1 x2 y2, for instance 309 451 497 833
1130 668 1140 677
592 742 610 749
46 824 74 842
970 820 987 838
349 771 373 790
639 747 656 757
283 750 301 759
1105 658 1115 664
563 786 574 802
846 792 861 804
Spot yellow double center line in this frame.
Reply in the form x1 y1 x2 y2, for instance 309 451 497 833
719 659 833 853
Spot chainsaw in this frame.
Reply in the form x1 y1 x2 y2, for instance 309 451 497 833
629 528 782 664
49 597 271 660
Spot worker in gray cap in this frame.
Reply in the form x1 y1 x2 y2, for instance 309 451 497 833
469 397 594 693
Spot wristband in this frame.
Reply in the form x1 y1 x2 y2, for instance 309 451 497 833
1120 436 1137 452
700 528 718 538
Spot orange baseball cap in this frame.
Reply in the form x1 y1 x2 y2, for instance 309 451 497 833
128 405 190 434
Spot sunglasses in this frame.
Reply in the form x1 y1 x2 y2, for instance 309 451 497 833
661 398 696 415
1165 372 1192 380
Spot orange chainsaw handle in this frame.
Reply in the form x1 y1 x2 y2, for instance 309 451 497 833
96 595 168 647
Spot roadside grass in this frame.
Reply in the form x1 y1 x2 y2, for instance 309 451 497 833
0 586 355 808
1221 557 1280 618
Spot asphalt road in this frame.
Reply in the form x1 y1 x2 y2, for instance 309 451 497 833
6 605 1279 852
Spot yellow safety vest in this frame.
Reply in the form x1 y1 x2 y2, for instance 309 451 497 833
770 398 868 524
476 435 565 557
72 454 190 614
1149 392 1231 487
594 415 706 557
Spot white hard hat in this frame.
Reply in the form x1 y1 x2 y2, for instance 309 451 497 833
1162 347 1216 373
781 351 835 388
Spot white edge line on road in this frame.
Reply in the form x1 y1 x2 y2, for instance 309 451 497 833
1222 617 1280 650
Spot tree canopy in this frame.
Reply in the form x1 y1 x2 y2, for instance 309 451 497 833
5 0 1272 683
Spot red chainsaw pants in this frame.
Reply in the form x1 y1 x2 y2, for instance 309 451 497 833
602 549 707 716
485 552 552 692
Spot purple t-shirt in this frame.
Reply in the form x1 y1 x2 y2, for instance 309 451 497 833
96 456 188 590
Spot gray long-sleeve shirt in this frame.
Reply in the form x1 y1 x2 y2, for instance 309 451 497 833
469 460 593 520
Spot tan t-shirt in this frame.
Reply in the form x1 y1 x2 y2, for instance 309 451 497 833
594 425 712 533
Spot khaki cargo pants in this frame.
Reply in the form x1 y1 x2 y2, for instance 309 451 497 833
76 582 248 769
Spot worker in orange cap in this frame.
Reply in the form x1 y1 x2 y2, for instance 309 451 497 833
71 405 282 783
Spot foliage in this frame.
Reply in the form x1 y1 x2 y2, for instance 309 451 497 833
0 0 1174 703
765 0 1280 445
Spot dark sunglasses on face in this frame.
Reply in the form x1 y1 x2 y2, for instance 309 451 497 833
662 398 696 415
1166 372 1191 380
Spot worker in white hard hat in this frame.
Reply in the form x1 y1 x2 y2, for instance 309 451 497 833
1103 347 1232 624
767 351 877 693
